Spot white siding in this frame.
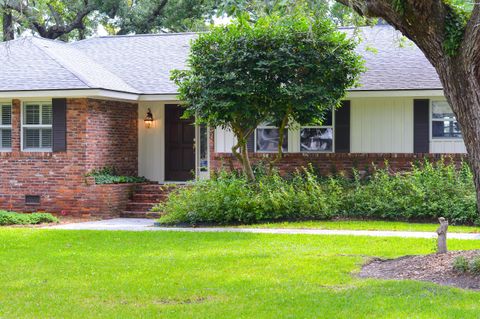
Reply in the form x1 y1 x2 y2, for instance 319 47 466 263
214 127 237 153
430 140 466 153
138 101 166 182
351 97 414 153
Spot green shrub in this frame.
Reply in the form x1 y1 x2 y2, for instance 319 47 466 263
0 211 59 226
154 169 336 225
87 167 147 185
453 256 470 273
470 256 480 275
155 159 480 226
343 160 477 224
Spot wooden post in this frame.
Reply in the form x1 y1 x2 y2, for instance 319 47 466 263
436 217 448 254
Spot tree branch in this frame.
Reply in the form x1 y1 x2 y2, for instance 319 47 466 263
335 0 448 66
463 2 480 61
4 0 95 39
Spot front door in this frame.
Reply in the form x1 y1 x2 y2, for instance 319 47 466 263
165 104 195 181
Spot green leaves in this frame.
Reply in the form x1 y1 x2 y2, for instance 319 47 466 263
87 167 147 184
172 13 363 171
443 2 470 57
157 159 479 226
0 211 58 225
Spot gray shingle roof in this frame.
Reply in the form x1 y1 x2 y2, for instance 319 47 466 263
72 33 197 94
0 25 442 94
0 38 88 91
347 26 442 91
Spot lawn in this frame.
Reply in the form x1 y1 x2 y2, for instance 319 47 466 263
1 229 480 318
238 220 480 233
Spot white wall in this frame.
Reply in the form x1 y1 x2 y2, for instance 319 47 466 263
430 140 466 153
214 127 237 153
138 101 166 182
350 97 414 153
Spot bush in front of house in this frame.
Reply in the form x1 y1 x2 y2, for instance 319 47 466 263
87 167 147 184
0 211 59 226
344 160 477 224
154 159 479 226
154 170 338 225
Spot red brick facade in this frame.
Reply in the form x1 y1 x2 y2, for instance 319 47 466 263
0 98 138 218
210 152 468 176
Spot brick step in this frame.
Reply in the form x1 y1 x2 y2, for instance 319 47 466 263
120 211 162 219
131 193 168 202
135 184 185 191
125 202 157 212
121 183 186 219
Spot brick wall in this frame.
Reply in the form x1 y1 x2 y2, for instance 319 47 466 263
86 99 138 175
0 98 139 217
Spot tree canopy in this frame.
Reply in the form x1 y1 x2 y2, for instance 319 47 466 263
0 0 218 41
172 14 363 180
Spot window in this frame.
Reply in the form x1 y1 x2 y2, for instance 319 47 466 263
0 104 12 150
256 126 288 152
300 109 334 152
199 125 209 172
22 102 53 151
431 101 462 139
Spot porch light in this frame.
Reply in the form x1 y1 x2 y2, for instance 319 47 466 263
144 108 154 128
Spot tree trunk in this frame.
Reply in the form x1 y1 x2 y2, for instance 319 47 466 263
435 58 480 215
2 11 14 41
240 141 255 181
231 128 255 181
436 217 448 254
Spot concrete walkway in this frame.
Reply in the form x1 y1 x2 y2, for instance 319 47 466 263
47 218 480 240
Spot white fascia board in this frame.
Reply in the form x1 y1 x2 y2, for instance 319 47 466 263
0 89 446 102
0 89 140 101
347 90 445 98
138 94 179 101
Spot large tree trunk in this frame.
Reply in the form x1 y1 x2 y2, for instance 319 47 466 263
437 58 480 211
2 11 14 41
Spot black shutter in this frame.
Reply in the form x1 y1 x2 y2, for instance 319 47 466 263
413 99 429 153
52 98 67 152
247 132 255 152
335 100 350 153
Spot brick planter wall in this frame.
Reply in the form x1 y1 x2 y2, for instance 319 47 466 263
0 98 138 218
210 152 468 177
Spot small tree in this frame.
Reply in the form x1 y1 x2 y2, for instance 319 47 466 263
172 14 363 181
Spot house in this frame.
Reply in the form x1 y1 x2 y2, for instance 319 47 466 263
0 25 466 217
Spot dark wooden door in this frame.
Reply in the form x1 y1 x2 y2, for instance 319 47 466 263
165 104 195 181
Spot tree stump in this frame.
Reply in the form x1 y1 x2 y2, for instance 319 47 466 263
436 217 449 254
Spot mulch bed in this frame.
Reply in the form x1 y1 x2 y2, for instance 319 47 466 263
359 250 480 290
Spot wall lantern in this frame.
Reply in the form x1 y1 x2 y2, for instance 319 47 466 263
144 108 154 128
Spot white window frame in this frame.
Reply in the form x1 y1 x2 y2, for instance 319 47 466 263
196 124 210 180
254 125 289 153
430 100 462 141
0 103 12 152
299 109 335 153
21 101 53 152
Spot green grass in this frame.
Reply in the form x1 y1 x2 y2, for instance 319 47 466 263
237 220 480 233
1 229 480 318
